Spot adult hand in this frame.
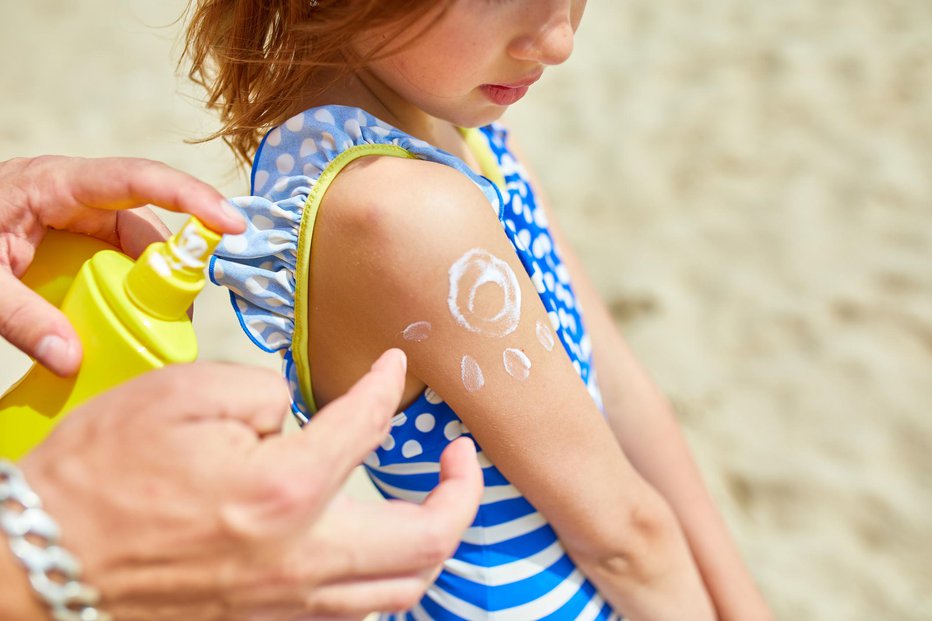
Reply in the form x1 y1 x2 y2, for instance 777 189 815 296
16 349 482 621
0 155 246 377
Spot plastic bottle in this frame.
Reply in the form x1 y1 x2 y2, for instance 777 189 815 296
0 218 221 460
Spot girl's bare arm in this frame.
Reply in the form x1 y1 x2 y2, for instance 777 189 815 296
313 156 715 620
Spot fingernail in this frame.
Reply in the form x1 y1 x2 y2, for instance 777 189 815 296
374 349 407 375
456 435 477 456
36 335 78 376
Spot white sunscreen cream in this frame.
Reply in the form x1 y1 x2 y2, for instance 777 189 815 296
536 320 556 352
503 348 532 381
169 220 211 269
461 355 485 393
147 252 172 277
402 321 432 342
448 249 521 338
151 219 212 277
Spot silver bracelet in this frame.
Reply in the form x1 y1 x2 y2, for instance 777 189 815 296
0 460 112 621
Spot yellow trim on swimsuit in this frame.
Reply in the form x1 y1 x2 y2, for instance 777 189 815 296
293 144 417 414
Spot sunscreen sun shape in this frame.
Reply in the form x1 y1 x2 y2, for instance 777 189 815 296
448 249 521 338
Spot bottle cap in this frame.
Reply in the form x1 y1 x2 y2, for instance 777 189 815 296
124 218 222 320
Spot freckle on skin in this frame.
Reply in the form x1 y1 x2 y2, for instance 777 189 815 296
402 321 432 342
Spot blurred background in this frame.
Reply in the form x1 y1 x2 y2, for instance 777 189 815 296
1 1 930 619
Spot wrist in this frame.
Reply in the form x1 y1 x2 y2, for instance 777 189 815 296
0 530 47 621
0 460 111 621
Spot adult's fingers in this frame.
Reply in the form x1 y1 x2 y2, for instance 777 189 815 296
26 156 245 237
427 435 484 525
381 437 482 570
226 441 480 617
301 575 430 619
288 612 369 621
225 554 428 619
114 207 172 259
304 438 482 581
0 269 81 376
285 444 483 616
249 349 407 502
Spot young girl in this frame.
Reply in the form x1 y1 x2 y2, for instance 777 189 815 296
185 1 771 619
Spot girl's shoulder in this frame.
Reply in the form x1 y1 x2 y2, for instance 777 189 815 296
321 153 503 256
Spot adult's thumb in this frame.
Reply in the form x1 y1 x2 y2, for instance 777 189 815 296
0 270 81 376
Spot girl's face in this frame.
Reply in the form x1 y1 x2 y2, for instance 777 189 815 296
358 0 587 128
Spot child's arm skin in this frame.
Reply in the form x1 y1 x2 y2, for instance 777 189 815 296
512 142 774 621
309 156 716 620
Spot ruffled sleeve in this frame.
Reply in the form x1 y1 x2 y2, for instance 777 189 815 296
209 194 300 353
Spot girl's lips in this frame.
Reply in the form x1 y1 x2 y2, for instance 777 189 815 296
480 84 531 106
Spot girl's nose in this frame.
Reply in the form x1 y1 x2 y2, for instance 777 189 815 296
509 1 579 67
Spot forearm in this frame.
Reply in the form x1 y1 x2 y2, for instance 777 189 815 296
569 488 715 621
593 330 772 621
0 532 46 621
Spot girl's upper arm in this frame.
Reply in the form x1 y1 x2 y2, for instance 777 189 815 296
315 155 657 561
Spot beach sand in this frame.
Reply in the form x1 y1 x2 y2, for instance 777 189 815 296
1 2 929 618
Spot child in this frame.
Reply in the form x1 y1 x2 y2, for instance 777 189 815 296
185 1 771 619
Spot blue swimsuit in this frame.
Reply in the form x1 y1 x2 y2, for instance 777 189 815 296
211 105 620 620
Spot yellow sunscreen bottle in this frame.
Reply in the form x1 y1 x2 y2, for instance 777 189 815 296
0 218 221 460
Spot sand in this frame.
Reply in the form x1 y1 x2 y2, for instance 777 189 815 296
1 2 929 619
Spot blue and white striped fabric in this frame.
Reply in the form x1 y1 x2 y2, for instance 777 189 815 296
211 106 620 620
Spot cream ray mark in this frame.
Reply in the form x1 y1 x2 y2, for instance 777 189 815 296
402 321 432 342
461 355 485 393
503 348 532 381
448 248 522 338
536 320 555 352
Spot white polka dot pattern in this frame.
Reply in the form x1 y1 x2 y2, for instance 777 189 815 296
415 413 436 432
401 440 423 458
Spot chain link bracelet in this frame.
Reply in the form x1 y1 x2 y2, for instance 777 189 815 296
0 459 112 621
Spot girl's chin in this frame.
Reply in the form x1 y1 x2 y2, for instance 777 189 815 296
448 104 508 129
418 97 509 130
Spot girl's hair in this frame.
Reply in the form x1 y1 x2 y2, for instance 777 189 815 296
183 0 445 166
